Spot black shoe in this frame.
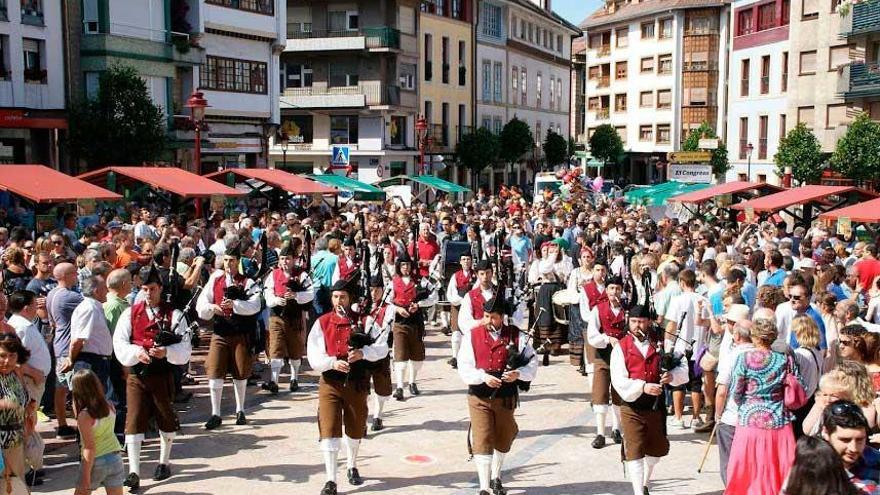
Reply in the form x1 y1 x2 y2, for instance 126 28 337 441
490 477 507 495
153 463 171 481
320 480 337 495
290 379 299 392
643 487 650 495
347 467 363 485
236 411 247 425
56 425 77 439
393 388 404 401
479 491 491 495
24 470 42 487
174 390 193 403
35 469 45 478
612 429 623 444
447 357 458 369
262 381 279 395
409 383 420 396
204 415 222 430
371 417 384 431
123 472 140 492
592 434 606 449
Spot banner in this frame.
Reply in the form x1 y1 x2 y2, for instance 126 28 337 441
837 216 852 238
667 164 712 183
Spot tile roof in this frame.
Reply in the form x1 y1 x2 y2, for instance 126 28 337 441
581 0 728 29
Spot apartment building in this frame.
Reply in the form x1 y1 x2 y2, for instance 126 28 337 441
725 0 790 184
277 0 420 183
837 2 880 133
572 37 586 146
0 0 66 166
581 0 729 183
419 0 473 184
475 0 581 188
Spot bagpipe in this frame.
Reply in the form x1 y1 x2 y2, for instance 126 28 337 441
489 306 547 399
222 232 279 301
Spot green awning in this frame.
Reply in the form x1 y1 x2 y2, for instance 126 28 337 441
624 182 679 203
374 174 471 194
308 173 386 201
631 182 711 207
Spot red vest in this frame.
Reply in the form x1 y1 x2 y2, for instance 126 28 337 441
468 287 490 319
455 270 473 295
272 267 289 297
470 324 520 374
392 276 416 307
130 301 171 349
583 281 608 308
319 312 353 359
619 334 661 384
597 301 626 340
338 256 357 280
213 272 247 317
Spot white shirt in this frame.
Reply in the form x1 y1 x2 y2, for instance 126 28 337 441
458 286 494 335
112 305 192 367
457 325 538 385
717 343 755 426
70 297 114 356
578 283 604 322
7 314 51 376
794 346 824 397
306 313 389 373
264 269 315 308
664 291 711 353
610 337 688 403
196 270 262 320
446 271 475 307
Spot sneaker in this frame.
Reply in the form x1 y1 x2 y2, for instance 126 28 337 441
236 411 247 425
692 418 705 430
289 379 299 392
56 425 77 439
669 417 685 428
123 472 140 492
153 463 172 481
204 415 222 430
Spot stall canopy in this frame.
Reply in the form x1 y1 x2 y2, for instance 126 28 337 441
625 181 710 206
818 197 880 223
731 186 876 212
78 166 243 199
308 173 386 201
0 165 121 203
204 169 337 195
374 175 471 194
670 181 785 205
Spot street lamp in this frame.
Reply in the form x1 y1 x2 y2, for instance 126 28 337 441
185 91 209 217
415 116 428 176
276 132 290 170
746 142 754 181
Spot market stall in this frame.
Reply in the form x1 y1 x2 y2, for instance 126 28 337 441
204 168 337 210
373 174 470 206
670 181 786 222
731 185 878 227
307 172 386 202
818 197 880 238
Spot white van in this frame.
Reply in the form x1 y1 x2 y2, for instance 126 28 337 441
533 172 563 203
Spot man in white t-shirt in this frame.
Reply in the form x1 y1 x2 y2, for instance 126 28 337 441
714 319 754 487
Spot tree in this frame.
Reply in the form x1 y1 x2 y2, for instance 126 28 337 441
67 65 167 170
588 124 624 167
775 122 824 184
831 112 880 181
567 137 577 158
499 118 532 166
544 130 568 168
456 126 500 184
682 122 730 178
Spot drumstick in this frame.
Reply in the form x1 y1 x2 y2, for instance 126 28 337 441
697 421 719 473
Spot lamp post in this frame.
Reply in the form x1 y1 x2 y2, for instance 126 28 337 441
415 115 428 176
185 91 209 216
276 132 289 170
746 142 754 181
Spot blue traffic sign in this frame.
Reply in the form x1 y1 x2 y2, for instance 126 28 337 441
331 145 350 166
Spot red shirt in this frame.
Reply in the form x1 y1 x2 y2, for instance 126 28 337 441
856 258 880 294
411 238 440 277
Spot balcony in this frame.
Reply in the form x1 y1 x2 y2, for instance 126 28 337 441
285 26 400 52
841 1 880 36
281 81 407 109
839 62 880 97
682 60 719 72
596 45 611 57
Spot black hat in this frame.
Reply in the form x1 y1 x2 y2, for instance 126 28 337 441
139 264 163 286
475 259 492 272
343 236 356 248
330 272 360 294
396 250 413 265
369 274 384 288
483 293 511 316
279 242 294 257
629 304 652 319
606 275 625 288
225 242 242 258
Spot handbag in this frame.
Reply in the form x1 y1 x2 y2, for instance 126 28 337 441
783 357 808 410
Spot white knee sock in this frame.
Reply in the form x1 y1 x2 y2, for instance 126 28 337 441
159 431 175 465
344 435 360 470
451 331 462 358
407 361 422 384
125 434 144 476
491 450 506 480
291 358 301 382
269 358 284 383
320 438 340 484
644 456 660 486
474 454 492 491
593 403 608 437
394 361 406 389
373 394 388 420
232 379 247 413
208 379 224 417
611 405 621 431
626 459 645 495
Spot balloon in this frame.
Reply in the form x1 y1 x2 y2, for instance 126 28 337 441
555 169 566 179
592 176 604 192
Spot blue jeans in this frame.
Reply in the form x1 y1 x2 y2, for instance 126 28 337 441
74 354 125 434
313 285 331 316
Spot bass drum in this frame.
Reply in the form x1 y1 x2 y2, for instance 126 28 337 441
551 289 576 326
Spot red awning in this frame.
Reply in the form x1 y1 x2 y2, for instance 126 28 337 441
78 167 244 199
731 186 878 213
0 164 121 203
819 198 880 223
670 181 785 204
204 169 337 195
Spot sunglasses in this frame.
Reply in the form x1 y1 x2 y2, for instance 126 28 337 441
52 240 63 245
829 401 864 418
839 339 853 347
789 294 806 301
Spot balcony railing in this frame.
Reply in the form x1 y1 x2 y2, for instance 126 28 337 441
839 62 880 97
682 60 718 72
843 1 880 36
428 123 450 149
596 45 611 56
206 0 273 16
285 26 400 51
363 27 400 49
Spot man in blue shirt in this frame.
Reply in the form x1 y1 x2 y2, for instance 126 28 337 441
507 224 533 268
761 251 787 287
310 237 337 316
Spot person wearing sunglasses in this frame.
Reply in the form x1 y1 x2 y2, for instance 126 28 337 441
775 275 828 351
820 399 880 492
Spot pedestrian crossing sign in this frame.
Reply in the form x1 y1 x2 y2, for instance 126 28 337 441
331 145 350 166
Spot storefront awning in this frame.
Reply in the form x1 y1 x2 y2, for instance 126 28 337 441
624 181 684 203
0 164 121 203
205 169 337 195
78 166 244 199
670 181 785 204
308 173 386 201
374 175 471 194
731 186 877 213
819 198 880 224
633 183 710 207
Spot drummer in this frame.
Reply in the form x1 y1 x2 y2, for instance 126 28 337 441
528 240 573 357
566 247 596 373
446 253 475 369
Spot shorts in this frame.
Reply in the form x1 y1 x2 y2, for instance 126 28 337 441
268 315 306 360
393 323 426 362
125 373 179 434
81 452 125 490
317 376 369 440
55 359 73 389
670 359 701 393
206 333 253 380
370 357 393 397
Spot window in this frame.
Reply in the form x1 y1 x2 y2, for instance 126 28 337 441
458 104 467 137
512 67 519 105
557 35 563 52
782 51 788 92
281 115 313 145
390 116 406 146
589 33 603 49
285 63 313 88
0 37 7 79
521 68 527 104
782 0 790 24
535 121 542 145
481 117 491 129
481 2 502 38
829 45 851 70
737 9 754 35
616 126 627 145
739 117 749 159
741 59 750 96
658 54 672 74
639 125 653 141
556 79 563 111
425 34 433 81
641 21 655 39
510 15 517 36
657 124 671 143
760 55 770 94
797 106 814 129
400 63 416 90
520 20 526 39
201 56 267 93
528 23 533 42
425 101 433 123
458 41 467 86
22 38 45 83
588 97 600 110
537 72 542 108
780 114 787 141
206 0 274 15
758 3 776 30
826 104 849 128
329 62 359 87
613 29 628 50
615 93 627 112
330 116 359 144
660 18 673 39
550 76 555 109
442 37 450 83
758 115 768 159
799 50 816 74
348 12 359 30
616 61 627 79
493 62 502 102
442 103 450 145
657 89 672 109
640 57 654 73
640 91 653 108
482 60 491 101
802 0 819 18
83 0 99 32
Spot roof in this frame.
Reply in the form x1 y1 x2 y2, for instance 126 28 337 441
572 37 586 54
507 0 582 34
78 167 244 199
308 173 386 201
204 169 337 195
819 198 880 224
581 0 728 29
0 165 122 203
374 175 471 194
626 182 710 206
731 186 877 213
670 181 785 204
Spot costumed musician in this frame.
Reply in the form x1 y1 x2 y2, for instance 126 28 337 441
585 273 625 449
457 260 495 339
527 240 573 356
390 252 426 401
446 253 476 369
364 275 394 432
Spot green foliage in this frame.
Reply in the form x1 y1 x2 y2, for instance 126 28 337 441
830 112 880 181
544 130 568 168
67 65 167 170
588 124 623 165
456 126 500 173
775 122 824 184
682 122 730 177
567 137 576 158
499 117 533 164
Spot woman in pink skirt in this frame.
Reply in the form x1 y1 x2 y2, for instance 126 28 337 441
725 317 801 494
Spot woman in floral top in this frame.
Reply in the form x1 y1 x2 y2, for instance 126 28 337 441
0 333 34 482
725 318 801 494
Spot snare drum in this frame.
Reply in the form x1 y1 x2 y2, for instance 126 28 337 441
551 290 575 326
